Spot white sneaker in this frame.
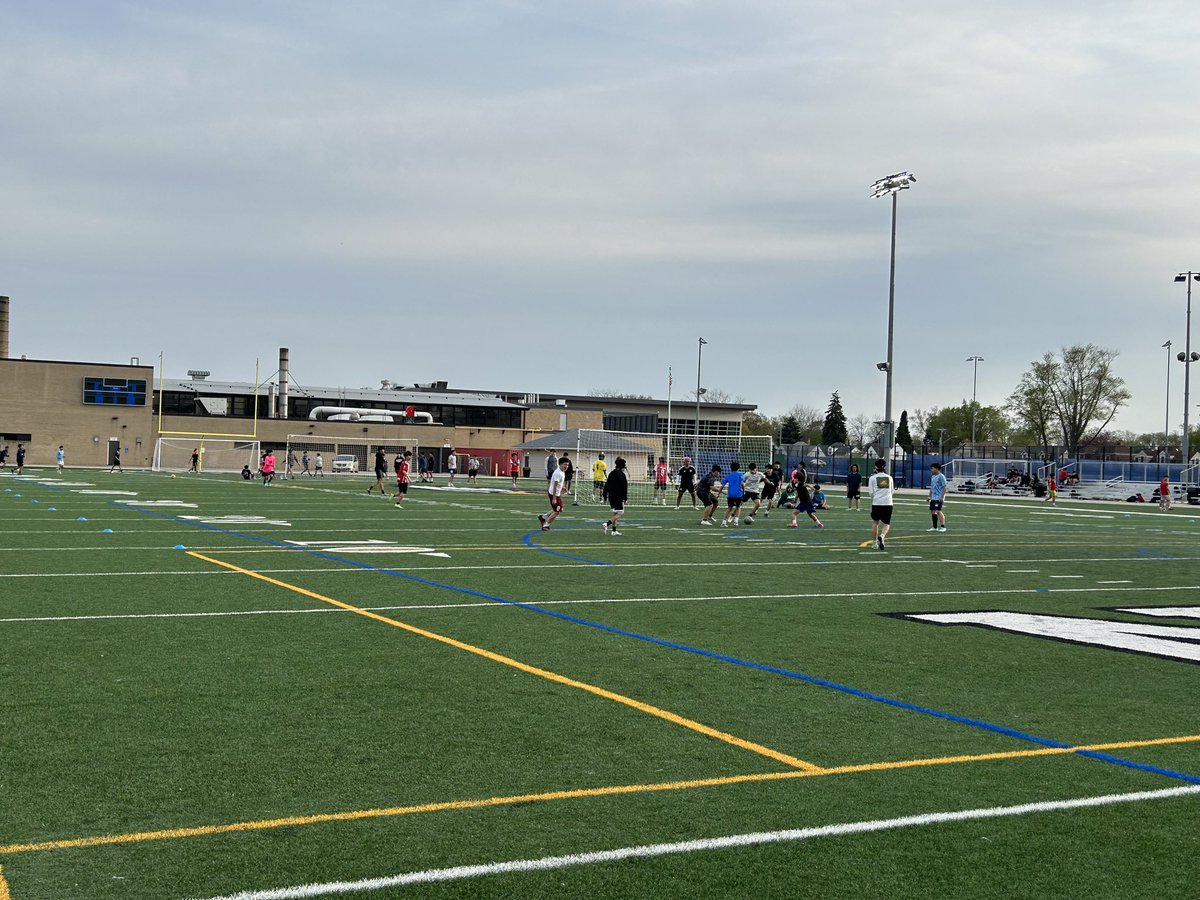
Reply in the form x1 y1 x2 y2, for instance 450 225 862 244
603 522 609 534
700 519 713 526
927 527 938 532
937 526 947 532
733 518 739 526
720 521 728 528
610 529 621 536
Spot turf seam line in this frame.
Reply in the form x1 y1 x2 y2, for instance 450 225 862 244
189 785 1200 899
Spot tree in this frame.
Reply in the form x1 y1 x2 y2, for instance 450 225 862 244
684 387 746 404
783 404 823 443
821 391 849 445
740 411 775 437
895 410 914 453
925 403 1011 451
1007 345 1131 455
848 413 873 448
586 389 653 399
779 415 802 444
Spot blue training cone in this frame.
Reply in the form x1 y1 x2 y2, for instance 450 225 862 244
30 499 38 504
101 528 114 534
174 544 187 550
77 517 88 522
47 507 56 512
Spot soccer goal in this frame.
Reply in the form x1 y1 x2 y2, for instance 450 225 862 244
570 429 774 506
283 434 420 478
152 437 261 474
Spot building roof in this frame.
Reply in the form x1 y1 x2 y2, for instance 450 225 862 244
162 379 526 410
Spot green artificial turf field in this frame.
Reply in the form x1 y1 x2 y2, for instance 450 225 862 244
0 468 1197 899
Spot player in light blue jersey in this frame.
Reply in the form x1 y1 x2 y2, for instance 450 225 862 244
928 463 948 532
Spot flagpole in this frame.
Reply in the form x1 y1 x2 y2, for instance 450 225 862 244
666 366 673 468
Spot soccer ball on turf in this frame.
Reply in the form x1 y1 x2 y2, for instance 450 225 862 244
171 474 176 478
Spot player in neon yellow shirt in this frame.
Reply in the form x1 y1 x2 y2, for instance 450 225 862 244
592 453 608 500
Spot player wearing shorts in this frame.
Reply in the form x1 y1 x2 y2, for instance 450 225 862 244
720 462 745 527
697 465 723 525
675 456 697 508
654 457 670 505
561 453 576 504
261 450 276 486
509 452 520 487
602 457 629 535
761 463 782 517
539 457 570 531
468 459 479 485
592 453 607 500
393 451 412 507
846 463 862 510
1159 476 1172 511
448 451 459 487
927 463 948 532
788 464 824 529
1046 475 1058 504
867 458 894 551
741 463 766 523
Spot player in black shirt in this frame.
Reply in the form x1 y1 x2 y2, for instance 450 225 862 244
674 456 698 509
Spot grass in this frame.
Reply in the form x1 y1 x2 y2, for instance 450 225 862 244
0 468 1197 898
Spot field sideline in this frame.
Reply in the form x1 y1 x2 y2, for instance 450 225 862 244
0 469 1197 898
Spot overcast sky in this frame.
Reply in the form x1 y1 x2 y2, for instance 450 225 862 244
3 1 1200 437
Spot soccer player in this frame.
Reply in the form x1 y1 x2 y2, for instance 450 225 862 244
56 445 65 473
261 449 276 486
868 458 894 551
190 449 199 473
697 464 723 525
788 465 824 529
394 450 412 507
846 463 862 510
0 444 7 472
539 457 570 531
720 461 745 527
928 463 948 532
15 443 25 474
653 456 671 505
562 452 576 504
1046 474 1058 505
602 457 629 535
110 447 123 474
1159 475 1172 512
812 484 829 510
592 453 607 500
742 463 766 523
286 449 298 479
468 458 479 485
675 456 697 509
508 451 519 487
368 448 388 495
314 452 324 476
449 451 459 487
301 450 311 476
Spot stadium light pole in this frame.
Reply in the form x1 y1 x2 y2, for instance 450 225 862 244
871 171 916 476
1175 273 1200 476
695 337 707 457
1163 339 1172 462
966 355 984 444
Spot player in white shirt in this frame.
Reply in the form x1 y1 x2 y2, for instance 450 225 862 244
538 457 570 531
741 463 767 523
867 458 894 551
447 452 458 487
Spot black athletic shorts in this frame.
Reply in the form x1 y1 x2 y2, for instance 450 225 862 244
395 482 409 494
697 490 714 506
929 499 944 512
762 483 776 499
609 500 625 511
870 504 893 524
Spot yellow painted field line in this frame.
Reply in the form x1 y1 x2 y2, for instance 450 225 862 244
184 552 820 774
0 864 11 900
3 733 1196 857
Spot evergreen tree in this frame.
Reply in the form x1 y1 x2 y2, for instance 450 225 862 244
821 391 849 445
896 410 914 453
779 415 802 444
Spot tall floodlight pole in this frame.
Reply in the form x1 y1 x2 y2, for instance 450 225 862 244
966 356 984 444
1163 340 1172 461
695 337 707 457
871 172 916 475
1176 274 1200 477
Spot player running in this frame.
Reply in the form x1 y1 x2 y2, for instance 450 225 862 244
742 463 767 523
868 458 894 551
538 457 570 531
697 465 723 525
393 450 412 507
720 462 745 527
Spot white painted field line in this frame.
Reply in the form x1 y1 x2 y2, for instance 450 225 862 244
192 785 1200 899
9 583 1200 626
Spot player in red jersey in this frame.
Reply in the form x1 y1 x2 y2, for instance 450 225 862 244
394 450 412 507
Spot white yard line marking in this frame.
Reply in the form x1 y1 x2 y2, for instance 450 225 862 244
1050 575 1084 579
1098 580 1133 584
8 584 1200 625
1006 569 1040 573
192 785 1200 899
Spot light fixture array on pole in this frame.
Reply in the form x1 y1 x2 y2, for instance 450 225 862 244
870 171 916 475
1174 273 1200 476
966 355 984 444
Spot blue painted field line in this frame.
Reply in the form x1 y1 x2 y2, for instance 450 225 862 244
117 502 1200 784
521 529 610 566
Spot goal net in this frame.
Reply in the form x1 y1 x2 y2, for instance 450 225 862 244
283 434 420 477
152 437 260 474
571 429 774 506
